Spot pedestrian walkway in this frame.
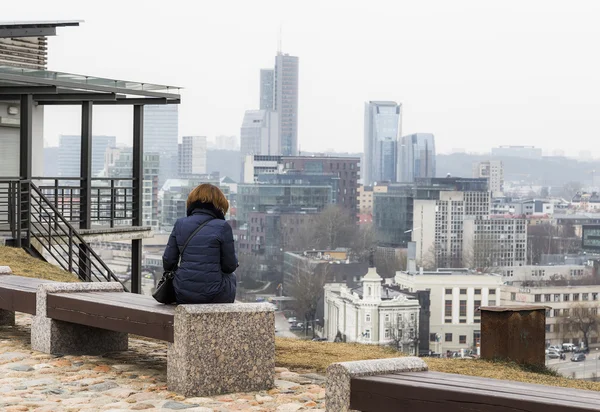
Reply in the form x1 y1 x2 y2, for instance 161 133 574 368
0 313 325 411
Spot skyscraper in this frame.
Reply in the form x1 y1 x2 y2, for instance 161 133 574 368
260 69 274 110
274 53 299 156
363 101 402 186
473 160 504 196
178 136 208 177
399 133 436 183
240 110 280 156
143 105 179 186
57 134 116 178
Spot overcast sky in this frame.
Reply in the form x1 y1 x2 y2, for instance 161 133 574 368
6 0 600 156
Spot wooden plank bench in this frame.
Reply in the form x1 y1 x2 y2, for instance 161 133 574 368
0 275 55 322
326 357 600 412
0 275 275 397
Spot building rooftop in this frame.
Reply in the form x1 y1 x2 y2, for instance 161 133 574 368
0 20 81 37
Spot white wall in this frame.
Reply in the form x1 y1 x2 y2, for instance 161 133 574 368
0 102 44 177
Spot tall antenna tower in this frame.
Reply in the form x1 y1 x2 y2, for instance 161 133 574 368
278 24 283 53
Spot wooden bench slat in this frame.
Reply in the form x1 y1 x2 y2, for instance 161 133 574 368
381 372 600 405
78 291 173 310
46 292 175 342
0 276 54 315
351 374 600 412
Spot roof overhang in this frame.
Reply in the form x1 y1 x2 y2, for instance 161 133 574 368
0 20 81 38
0 66 181 105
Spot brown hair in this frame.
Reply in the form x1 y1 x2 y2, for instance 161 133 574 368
186 183 229 214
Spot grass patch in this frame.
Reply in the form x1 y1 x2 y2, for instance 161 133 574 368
275 337 600 392
0 246 79 282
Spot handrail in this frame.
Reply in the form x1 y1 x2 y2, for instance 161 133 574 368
28 182 126 287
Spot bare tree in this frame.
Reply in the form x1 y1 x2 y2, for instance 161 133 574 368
287 259 329 337
387 313 419 355
559 303 600 349
351 223 377 263
417 244 437 271
312 205 356 250
376 249 407 278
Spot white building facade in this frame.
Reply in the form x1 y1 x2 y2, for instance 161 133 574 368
501 285 600 346
324 268 421 354
178 136 207 176
240 110 280 157
394 269 503 353
473 160 504 197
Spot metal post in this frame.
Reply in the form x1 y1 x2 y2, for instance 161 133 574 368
79 101 92 282
19 94 33 247
80 101 92 230
131 105 144 294
19 94 32 180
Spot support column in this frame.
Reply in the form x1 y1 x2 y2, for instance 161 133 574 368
19 94 33 248
79 102 93 282
80 101 93 229
131 105 144 294
19 94 33 180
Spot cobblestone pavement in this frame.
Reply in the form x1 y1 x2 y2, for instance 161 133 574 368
0 314 326 411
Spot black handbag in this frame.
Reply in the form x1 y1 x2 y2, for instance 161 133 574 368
153 219 212 304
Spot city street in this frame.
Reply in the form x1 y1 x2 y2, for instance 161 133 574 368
275 311 297 339
548 351 600 380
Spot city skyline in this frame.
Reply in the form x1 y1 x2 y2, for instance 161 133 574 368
12 1 600 158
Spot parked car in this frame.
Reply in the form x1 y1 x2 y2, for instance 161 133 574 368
289 324 303 331
311 337 328 342
562 343 576 352
571 353 586 362
547 351 560 359
288 317 297 324
574 347 589 354
548 345 562 353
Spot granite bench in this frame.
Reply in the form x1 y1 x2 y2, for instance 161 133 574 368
0 274 275 397
326 357 600 412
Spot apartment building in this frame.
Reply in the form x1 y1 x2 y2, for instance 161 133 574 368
394 269 503 352
501 285 600 346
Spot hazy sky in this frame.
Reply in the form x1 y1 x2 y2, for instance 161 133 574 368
6 1 600 156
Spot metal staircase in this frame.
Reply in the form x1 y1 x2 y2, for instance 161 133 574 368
0 179 128 290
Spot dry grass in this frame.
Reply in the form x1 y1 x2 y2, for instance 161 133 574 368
275 337 600 392
0 246 79 282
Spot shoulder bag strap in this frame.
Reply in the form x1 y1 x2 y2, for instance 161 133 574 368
177 219 213 265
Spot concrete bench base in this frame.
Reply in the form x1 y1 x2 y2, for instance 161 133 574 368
0 309 15 326
168 303 275 397
326 357 428 412
31 283 128 355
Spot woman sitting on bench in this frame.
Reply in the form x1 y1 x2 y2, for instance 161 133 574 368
162 183 238 304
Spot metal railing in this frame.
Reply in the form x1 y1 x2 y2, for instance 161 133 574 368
0 179 127 289
33 177 137 228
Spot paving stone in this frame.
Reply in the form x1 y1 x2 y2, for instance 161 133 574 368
88 381 120 391
276 404 303 412
8 364 34 372
162 400 201 409
274 380 301 390
131 403 155 410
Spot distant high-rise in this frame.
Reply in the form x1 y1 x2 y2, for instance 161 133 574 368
473 160 504 196
57 134 116 178
214 135 238 151
363 101 402 186
240 110 279 156
260 69 274 110
143 105 178 186
399 133 436 183
274 53 299 156
178 136 208 177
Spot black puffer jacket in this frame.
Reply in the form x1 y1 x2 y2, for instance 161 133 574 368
162 202 237 304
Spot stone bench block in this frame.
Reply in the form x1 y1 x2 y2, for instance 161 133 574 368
167 303 275 397
326 357 428 412
0 268 14 326
31 282 128 355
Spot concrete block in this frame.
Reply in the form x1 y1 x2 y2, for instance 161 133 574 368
31 282 128 355
167 303 275 397
326 357 428 412
0 266 12 274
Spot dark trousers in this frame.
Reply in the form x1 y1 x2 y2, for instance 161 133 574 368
211 273 237 303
